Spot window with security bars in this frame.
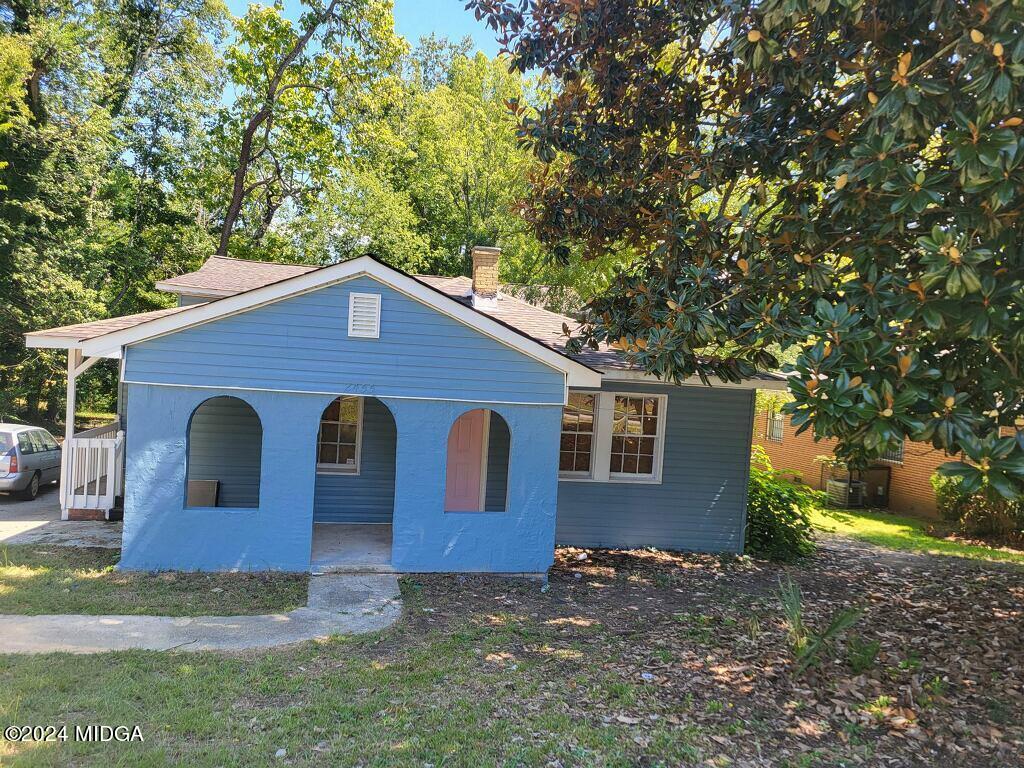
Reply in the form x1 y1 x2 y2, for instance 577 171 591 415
879 440 905 464
609 395 662 477
317 396 362 473
767 412 785 442
559 392 596 476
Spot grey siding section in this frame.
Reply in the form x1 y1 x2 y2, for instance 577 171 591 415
178 294 212 307
556 383 755 553
484 413 510 511
187 396 262 507
313 398 396 523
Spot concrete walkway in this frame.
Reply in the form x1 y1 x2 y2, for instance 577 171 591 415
0 573 402 654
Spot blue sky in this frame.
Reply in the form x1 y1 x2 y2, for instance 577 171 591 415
224 0 502 57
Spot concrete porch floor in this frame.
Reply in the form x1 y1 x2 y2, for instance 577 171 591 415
311 523 393 574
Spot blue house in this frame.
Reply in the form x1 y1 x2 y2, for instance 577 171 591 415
25 248 785 574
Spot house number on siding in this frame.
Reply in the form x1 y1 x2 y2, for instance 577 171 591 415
339 383 378 395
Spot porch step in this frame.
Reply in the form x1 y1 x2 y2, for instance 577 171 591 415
311 563 396 576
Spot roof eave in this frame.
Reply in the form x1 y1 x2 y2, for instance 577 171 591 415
24 333 123 358
596 367 790 390
24 334 83 350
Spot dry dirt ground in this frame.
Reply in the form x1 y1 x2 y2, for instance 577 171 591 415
384 537 1023 767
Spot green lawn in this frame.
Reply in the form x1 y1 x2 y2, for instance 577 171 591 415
1 548 1020 766
0 545 308 616
808 506 1024 565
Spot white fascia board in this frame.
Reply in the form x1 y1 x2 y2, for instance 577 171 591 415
78 255 603 389
24 332 124 359
597 368 790 391
24 335 76 350
24 334 82 350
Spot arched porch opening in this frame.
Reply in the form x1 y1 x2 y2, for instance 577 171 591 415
310 395 396 572
185 396 262 508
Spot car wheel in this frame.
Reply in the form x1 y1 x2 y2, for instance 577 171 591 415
18 472 40 501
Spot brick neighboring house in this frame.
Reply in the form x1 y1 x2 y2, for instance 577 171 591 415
752 407 952 518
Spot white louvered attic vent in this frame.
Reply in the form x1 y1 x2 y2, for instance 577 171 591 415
348 292 381 338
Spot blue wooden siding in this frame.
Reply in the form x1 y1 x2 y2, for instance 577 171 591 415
126 276 565 404
313 397 395 523
556 383 755 553
485 413 510 511
187 396 262 507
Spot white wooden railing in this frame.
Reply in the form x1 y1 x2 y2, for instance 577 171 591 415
63 420 124 513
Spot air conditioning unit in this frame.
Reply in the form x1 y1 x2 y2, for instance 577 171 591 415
826 479 866 508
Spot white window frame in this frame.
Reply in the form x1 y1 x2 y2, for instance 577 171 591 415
558 392 598 479
316 396 364 475
347 292 381 338
559 391 668 484
767 411 785 442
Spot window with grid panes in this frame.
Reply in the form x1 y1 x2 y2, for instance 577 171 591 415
559 392 596 476
609 395 662 477
317 396 362 473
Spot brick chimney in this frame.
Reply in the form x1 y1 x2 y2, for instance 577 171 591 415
471 245 501 309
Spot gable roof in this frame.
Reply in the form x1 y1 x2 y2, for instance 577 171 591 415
27 255 789 389
151 261 638 371
26 255 604 388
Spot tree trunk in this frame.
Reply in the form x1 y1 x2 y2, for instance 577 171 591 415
216 0 341 256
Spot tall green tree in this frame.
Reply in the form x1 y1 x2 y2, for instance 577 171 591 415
473 0 1024 496
198 0 403 261
0 0 226 420
335 40 622 297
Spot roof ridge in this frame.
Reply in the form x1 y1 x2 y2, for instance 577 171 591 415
205 254 321 268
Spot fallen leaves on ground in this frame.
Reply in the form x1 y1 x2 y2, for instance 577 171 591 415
388 535 1023 767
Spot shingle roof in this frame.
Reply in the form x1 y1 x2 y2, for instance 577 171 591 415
27 306 193 341
415 275 626 369
154 256 317 296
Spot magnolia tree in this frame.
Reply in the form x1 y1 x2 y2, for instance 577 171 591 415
470 0 1024 496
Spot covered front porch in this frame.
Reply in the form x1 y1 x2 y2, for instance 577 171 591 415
117 382 563 574
56 348 126 522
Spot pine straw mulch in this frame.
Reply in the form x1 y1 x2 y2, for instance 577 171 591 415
384 536 1023 767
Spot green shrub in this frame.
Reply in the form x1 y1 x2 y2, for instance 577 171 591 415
845 636 881 674
931 474 1023 541
778 575 861 675
746 448 819 561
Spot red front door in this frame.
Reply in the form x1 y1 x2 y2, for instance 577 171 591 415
445 409 488 511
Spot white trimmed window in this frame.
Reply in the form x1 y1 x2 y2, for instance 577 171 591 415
559 391 667 483
610 395 663 478
559 392 596 476
317 396 363 474
767 411 785 442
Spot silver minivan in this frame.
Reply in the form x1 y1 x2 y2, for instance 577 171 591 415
0 424 62 500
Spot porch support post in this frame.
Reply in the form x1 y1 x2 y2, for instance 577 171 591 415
59 348 82 519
